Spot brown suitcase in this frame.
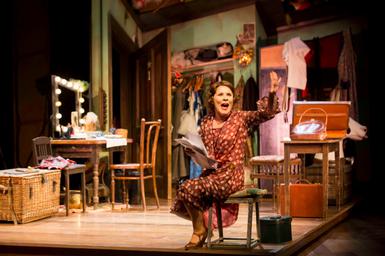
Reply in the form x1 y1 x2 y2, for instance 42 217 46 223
291 101 350 140
279 180 323 218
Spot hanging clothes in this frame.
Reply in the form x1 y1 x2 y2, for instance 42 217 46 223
222 72 234 84
242 76 259 111
172 86 189 181
319 32 343 69
282 37 310 90
338 29 358 120
190 90 203 178
178 91 198 136
233 75 245 111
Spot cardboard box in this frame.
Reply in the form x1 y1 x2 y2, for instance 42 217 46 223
291 101 350 139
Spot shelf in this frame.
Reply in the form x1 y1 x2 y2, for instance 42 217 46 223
173 58 234 75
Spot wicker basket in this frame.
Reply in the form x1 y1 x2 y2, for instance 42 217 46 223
0 168 60 224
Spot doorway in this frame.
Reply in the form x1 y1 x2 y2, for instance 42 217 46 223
109 15 137 138
109 15 138 203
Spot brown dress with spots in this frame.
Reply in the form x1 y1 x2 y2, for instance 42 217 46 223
171 93 279 226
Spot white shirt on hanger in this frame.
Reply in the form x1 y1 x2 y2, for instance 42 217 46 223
282 37 310 90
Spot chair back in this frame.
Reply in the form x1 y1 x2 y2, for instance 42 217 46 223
32 136 53 165
139 118 161 167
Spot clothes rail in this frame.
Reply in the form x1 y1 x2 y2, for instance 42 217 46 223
183 66 234 76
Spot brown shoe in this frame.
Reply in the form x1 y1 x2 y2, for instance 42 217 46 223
184 232 207 250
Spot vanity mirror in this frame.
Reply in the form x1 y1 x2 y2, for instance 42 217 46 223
51 75 90 136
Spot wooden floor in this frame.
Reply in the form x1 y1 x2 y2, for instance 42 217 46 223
0 199 355 256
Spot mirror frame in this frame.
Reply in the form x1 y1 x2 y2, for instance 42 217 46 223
51 75 89 136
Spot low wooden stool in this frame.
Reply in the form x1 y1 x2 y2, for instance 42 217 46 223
63 164 87 216
249 155 302 211
206 188 266 249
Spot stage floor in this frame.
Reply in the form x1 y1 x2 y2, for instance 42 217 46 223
0 199 354 256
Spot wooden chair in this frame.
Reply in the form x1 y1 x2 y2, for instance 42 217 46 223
32 136 87 216
110 128 129 203
110 119 161 211
249 155 302 212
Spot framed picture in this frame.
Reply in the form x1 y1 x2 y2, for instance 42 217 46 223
240 23 255 45
71 111 79 127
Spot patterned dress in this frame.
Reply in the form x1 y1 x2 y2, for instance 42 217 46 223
171 92 279 226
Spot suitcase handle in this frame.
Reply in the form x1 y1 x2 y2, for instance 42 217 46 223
295 179 312 184
299 107 328 126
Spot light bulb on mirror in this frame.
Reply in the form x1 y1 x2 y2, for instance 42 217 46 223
55 88 62 95
61 126 68 133
79 97 85 103
80 108 85 114
54 76 61 83
79 118 86 125
56 113 62 119
60 78 67 86
67 81 73 88
73 82 80 90
55 101 62 107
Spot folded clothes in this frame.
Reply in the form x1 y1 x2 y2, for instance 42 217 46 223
38 156 75 169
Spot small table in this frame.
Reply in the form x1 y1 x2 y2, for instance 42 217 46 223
282 139 341 218
51 138 133 209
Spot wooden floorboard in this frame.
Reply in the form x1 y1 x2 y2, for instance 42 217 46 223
0 199 355 256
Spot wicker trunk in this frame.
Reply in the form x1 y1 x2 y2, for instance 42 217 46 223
0 168 60 224
305 158 353 205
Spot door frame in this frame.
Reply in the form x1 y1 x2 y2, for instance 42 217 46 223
133 29 172 199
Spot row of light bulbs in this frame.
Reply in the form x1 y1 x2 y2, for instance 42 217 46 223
52 75 87 132
54 76 87 92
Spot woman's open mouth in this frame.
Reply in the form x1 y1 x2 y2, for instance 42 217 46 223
221 102 229 110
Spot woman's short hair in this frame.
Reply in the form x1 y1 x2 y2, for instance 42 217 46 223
207 80 236 112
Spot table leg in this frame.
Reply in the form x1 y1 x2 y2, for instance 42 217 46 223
322 145 329 218
283 145 290 216
81 171 86 213
65 171 70 216
335 147 341 210
93 162 99 209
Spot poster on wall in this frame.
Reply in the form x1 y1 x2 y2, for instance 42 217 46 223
259 45 294 156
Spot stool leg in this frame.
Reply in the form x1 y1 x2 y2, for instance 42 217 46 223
207 207 213 248
247 202 253 248
81 171 86 213
216 203 223 241
65 171 70 216
255 200 261 240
